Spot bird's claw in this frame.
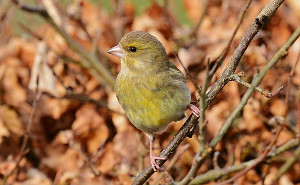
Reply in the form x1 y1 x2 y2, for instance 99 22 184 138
188 104 200 117
150 154 166 172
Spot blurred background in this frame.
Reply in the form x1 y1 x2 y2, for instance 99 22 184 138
0 0 300 184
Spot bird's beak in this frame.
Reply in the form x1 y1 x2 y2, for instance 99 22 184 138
107 43 125 58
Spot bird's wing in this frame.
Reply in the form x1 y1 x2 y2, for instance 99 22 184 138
168 62 187 83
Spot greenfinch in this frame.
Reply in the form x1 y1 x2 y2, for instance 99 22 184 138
107 31 200 171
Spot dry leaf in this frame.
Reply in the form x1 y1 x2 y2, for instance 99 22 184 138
41 98 72 119
0 105 24 136
97 143 121 175
29 42 63 97
2 58 27 106
72 104 108 152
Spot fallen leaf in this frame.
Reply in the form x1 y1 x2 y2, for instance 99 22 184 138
2 57 27 106
29 42 64 97
0 105 24 136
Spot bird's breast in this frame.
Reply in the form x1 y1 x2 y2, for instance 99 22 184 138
115 71 191 134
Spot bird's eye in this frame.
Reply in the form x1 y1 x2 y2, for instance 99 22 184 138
128 46 137 52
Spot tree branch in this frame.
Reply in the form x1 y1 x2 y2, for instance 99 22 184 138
216 124 284 185
11 0 116 88
189 138 299 184
210 25 300 148
205 0 285 106
132 0 287 184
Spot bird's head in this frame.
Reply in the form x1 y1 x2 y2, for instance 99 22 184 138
107 31 169 73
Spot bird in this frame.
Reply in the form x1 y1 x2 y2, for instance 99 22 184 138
107 31 200 171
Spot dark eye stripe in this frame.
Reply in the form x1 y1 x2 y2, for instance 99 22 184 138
128 46 137 52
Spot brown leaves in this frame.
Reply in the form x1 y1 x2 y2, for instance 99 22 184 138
0 0 299 184
72 104 108 152
1 57 27 106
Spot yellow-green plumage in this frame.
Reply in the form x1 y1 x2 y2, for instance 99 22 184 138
114 31 191 135
107 31 194 171
115 62 190 134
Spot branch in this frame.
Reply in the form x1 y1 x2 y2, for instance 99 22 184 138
273 99 300 182
216 124 284 185
229 74 284 98
193 24 300 185
189 138 299 184
2 74 41 185
132 115 200 185
274 145 300 181
63 131 101 176
132 1 287 184
205 0 285 106
210 25 300 148
63 89 124 115
192 0 253 169
186 0 209 38
11 0 116 88
152 144 190 185
207 0 253 83
283 51 300 116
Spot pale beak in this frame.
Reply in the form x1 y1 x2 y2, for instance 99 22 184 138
107 43 125 58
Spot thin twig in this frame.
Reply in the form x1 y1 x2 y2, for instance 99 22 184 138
41 0 62 27
132 115 201 185
63 89 125 115
189 0 209 37
19 24 122 115
216 124 284 185
199 58 211 149
2 78 40 185
11 0 46 14
115 0 125 40
274 145 300 182
63 132 101 176
132 1 286 184
210 25 300 148
189 138 299 185
230 74 284 98
66 2 94 41
213 151 221 169
91 30 103 56
11 0 116 88
206 0 284 106
207 0 253 83
271 95 300 182
19 23 43 40
184 24 300 185
283 51 300 117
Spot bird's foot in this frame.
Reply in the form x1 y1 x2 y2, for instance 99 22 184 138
188 104 200 117
150 154 166 172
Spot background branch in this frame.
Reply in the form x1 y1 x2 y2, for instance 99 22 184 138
11 0 116 88
205 0 284 106
189 138 299 184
